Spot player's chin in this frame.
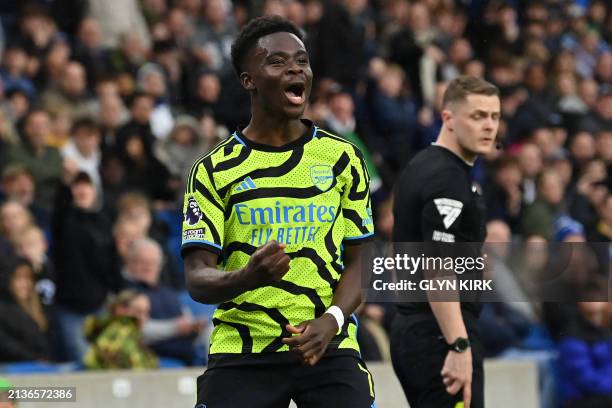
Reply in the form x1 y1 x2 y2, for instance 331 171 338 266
282 104 307 119
475 140 494 154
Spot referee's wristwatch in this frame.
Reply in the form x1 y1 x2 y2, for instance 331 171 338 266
447 337 471 353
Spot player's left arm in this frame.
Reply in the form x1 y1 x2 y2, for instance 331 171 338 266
282 146 374 365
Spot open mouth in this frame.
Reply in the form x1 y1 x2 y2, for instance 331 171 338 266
284 83 306 105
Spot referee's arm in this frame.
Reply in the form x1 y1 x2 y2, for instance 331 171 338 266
420 170 473 407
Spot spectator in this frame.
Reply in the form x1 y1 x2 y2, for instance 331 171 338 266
0 44 36 100
315 0 375 91
13 224 56 306
99 94 129 152
522 168 566 239
88 0 151 49
37 36 72 94
558 292 612 407
124 238 202 365
0 165 49 232
518 143 544 205
0 165 34 206
154 115 211 188
136 63 174 139
17 5 61 60
82 76 123 118
99 151 129 216
580 90 612 134
3 110 63 210
0 200 36 249
45 106 73 150
109 33 149 76
366 59 417 174
187 70 224 121
40 62 91 121
197 111 227 150
83 289 158 370
61 118 103 195
4 88 31 123
116 92 156 156
530 126 565 160
595 130 612 166
0 256 52 363
115 192 181 289
570 132 597 175
150 38 185 106
116 129 174 202
191 0 236 75
588 191 612 273
578 79 599 113
569 159 608 231
72 18 112 92
52 171 122 361
589 191 612 242
485 156 524 233
0 108 19 148
323 89 382 194
162 8 194 49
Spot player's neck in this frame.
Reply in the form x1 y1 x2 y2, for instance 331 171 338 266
435 130 477 166
242 113 307 147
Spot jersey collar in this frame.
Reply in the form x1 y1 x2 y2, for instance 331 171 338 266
431 143 475 167
233 119 317 152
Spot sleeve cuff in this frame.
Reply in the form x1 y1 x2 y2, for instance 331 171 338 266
180 241 223 259
343 232 375 245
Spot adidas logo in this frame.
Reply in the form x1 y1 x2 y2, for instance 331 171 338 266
234 176 257 192
434 198 463 229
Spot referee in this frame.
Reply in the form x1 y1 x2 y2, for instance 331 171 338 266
391 76 500 408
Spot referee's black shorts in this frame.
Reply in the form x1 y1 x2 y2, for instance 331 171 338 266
390 313 484 408
195 355 376 408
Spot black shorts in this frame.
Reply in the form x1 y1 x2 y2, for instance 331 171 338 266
390 313 484 408
195 355 376 408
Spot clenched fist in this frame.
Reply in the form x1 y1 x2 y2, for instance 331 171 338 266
242 240 291 289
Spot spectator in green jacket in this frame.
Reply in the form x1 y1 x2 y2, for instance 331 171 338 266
83 289 158 370
522 167 566 239
3 110 63 211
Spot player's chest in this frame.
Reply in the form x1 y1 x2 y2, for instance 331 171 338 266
214 148 350 204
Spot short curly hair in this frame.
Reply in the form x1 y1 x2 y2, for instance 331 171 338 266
230 16 305 76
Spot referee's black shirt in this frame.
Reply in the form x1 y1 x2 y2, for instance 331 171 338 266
392 144 486 318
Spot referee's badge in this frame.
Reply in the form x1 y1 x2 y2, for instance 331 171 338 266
434 198 463 229
310 165 334 192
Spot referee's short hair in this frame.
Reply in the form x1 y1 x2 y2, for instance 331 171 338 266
442 75 499 109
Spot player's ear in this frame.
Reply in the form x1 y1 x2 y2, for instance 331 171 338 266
441 109 454 131
240 72 255 91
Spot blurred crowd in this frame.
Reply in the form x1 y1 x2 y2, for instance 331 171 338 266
0 0 610 406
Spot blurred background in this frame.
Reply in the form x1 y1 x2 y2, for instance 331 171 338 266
0 0 610 407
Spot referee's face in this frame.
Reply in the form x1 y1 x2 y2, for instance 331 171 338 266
449 94 501 156
242 32 313 119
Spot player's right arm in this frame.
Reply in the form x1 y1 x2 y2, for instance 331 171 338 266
184 242 290 304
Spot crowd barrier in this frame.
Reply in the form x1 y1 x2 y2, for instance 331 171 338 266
4 359 538 407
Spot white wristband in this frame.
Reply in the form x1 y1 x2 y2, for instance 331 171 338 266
325 305 345 330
